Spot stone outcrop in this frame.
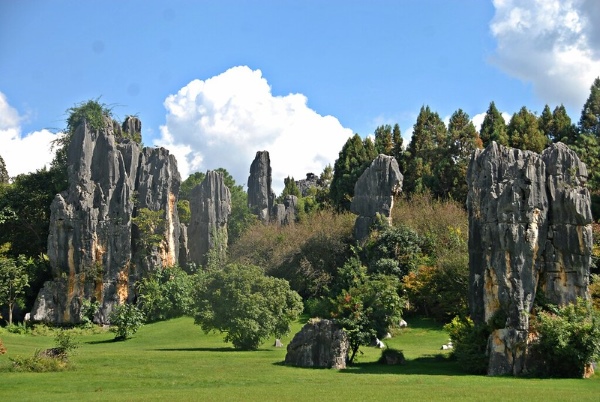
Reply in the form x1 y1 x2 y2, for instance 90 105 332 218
247 151 275 223
284 319 348 369
32 116 181 324
350 154 403 241
296 172 327 197
466 142 592 376
187 170 231 266
247 150 297 225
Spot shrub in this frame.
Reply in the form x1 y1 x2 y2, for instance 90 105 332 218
528 298 600 378
444 316 490 374
379 348 405 365
193 264 303 350
366 224 424 277
109 304 145 341
137 265 194 322
9 329 78 372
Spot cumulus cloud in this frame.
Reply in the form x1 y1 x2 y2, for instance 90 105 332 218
490 0 600 109
0 92 58 178
155 66 353 193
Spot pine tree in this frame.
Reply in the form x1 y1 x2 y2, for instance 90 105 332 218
391 123 405 170
404 106 447 195
480 101 508 147
538 104 554 141
507 106 548 153
330 134 377 211
374 125 394 155
579 77 600 137
551 105 576 144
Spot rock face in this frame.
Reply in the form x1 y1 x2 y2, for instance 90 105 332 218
187 170 232 266
350 154 403 241
32 117 182 324
466 142 592 376
284 319 348 369
247 150 297 225
247 151 275 223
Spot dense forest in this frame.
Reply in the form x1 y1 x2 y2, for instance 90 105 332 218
1 78 600 375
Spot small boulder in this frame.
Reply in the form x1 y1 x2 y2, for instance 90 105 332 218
284 319 348 369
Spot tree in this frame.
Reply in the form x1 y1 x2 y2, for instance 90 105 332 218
193 263 303 350
404 105 447 195
136 265 194 322
0 155 8 184
331 268 404 364
109 303 145 341
280 176 301 199
551 105 577 144
507 106 548 152
579 77 600 137
132 207 165 254
479 101 508 147
374 124 393 155
391 123 405 172
330 134 378 211
443 109 482 201
0 255 31 325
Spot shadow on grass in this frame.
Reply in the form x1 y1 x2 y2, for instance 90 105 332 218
274 355 468 376
341 354 468 376
86 338 119 345
154 347 273 353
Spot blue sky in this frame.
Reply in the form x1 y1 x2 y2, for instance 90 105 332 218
1 0 599 192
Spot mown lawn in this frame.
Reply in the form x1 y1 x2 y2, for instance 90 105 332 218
0 317 598 401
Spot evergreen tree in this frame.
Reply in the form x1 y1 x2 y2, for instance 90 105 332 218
404 106 447 195
579 77 600 137
479 101 508 147
0 155 8 184
442 109 482 201
391 123 405 172
507 106 548 153
330 134 377 212
280 176 301 199
374 124 394 155
552 105 577 144
538 105 554 141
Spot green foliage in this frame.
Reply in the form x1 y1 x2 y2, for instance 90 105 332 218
9 329 78 372
79 298 100 326
177 199 191 225
0 154 8 184
366 224 424 278
444 316 490 374
479 101 508 147
579 77 600 137
280 176 301 199
137 265 194 322
331 272 404 363
109 304 145 341
404 105 448 195
374 124 394 155
330 134 378 211
528 298 600 378
507 106 548 152
193 263 303 350
179 171 206 201
0 254 31 325
132 207 165 253
378 347 405 365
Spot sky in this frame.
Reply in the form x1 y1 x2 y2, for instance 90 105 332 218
1 0 599 193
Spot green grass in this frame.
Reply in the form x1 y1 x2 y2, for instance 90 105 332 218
0 317 598 401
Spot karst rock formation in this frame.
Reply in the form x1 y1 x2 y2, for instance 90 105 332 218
351 154 403 241
284 319 349 369
467 142 592 376
32 116 182 324
247 150 297 225
187 170 232 266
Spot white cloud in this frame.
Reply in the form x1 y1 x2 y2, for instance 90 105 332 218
0 92 58 178
155 66 353 194
491 0 600 109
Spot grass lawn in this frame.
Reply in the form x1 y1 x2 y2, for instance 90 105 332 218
0 317 598 401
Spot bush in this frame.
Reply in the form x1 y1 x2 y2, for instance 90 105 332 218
137 265 194 322
109 304 145 341
9 329 78 372
444 316 490 374
528 298 600 378
379 348 405 365
193 264 303 350
366 224 424 277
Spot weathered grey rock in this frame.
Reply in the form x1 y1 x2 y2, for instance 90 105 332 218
32 116 181 324
296 172 327 197
466 141 592 376
272 195 298 226
188 170 231 266
541 143 592 305
247 151 275 223
284 319 348 369
350 154 403 241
